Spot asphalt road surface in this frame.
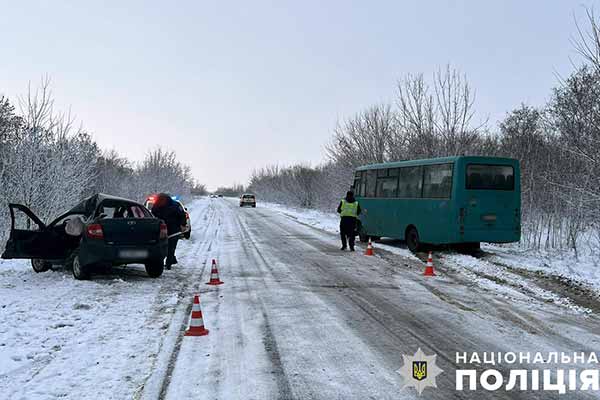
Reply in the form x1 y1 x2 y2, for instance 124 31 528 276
150 198 600 400
3 197 598 400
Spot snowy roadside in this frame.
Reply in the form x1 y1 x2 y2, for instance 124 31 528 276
483 244 600 296
258 201 600 307
0 197 211 400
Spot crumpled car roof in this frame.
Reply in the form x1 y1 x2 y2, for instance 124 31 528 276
67 193 142 217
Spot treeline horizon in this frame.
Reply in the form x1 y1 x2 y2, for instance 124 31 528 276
246 9 600 255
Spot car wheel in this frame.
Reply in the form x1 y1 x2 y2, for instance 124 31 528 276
183 231 191 240
406 227 421 253
68 249 90 280
31 259 51 273
252 204 256 208
145 258 164 278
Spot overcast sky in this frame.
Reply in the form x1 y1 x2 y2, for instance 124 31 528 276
0 1 595 190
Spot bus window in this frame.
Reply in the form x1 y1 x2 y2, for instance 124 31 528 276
423 164 453 198
388 168 399 177
466 164 514 190
365 170 377 197
376 177 398 198
377 168 388 177
397 166 422 198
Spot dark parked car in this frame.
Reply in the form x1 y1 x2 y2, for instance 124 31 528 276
1 193 168 280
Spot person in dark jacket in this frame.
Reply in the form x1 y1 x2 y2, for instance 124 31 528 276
151 193 186 269
337 190 361 251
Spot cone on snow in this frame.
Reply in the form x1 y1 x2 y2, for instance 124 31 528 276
424 251 436 276
184 294 209 336
365 238 374 256
206 259 224 285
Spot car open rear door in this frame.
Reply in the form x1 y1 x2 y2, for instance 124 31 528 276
1 204 67 260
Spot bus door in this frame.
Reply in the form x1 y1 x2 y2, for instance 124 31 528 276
376 168 400 236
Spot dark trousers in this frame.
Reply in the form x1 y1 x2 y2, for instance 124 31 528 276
340 217 357 249
167 237 179 265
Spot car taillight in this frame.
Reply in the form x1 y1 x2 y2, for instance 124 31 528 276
160 223 168 239
86 224 104 239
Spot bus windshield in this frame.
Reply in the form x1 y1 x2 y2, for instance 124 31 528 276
466 164 514 191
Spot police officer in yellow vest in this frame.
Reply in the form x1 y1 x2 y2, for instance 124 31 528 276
337 190 361 251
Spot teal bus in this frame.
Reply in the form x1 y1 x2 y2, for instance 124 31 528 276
352 156 520 252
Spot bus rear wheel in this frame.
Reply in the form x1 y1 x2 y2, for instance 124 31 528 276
406 227 421 253
456 242 481 254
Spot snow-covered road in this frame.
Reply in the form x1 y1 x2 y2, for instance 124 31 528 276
2 197 600 399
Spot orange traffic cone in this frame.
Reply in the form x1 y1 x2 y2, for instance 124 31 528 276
206 259 224 285
365 238 374 256
424 251 436 276
184 295 209 336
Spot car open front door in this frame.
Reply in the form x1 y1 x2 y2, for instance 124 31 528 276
1 204 66 260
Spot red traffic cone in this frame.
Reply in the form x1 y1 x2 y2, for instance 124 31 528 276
206 259 224 285
424 251 436 276
365 238 374 256
184 295 209 336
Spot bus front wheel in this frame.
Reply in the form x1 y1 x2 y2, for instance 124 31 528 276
406 227 421 253
356 221 369 243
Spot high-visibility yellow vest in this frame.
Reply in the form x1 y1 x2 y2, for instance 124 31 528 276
340 199 359 218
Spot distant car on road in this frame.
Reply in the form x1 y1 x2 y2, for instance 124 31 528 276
239 194 257 207
2 194 168 280
209 194 218 198
144 194 191 239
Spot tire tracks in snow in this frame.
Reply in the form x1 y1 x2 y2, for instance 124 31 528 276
229 205 295 400
138 200 224 400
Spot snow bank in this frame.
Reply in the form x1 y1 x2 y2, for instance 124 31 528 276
0 258 170 399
